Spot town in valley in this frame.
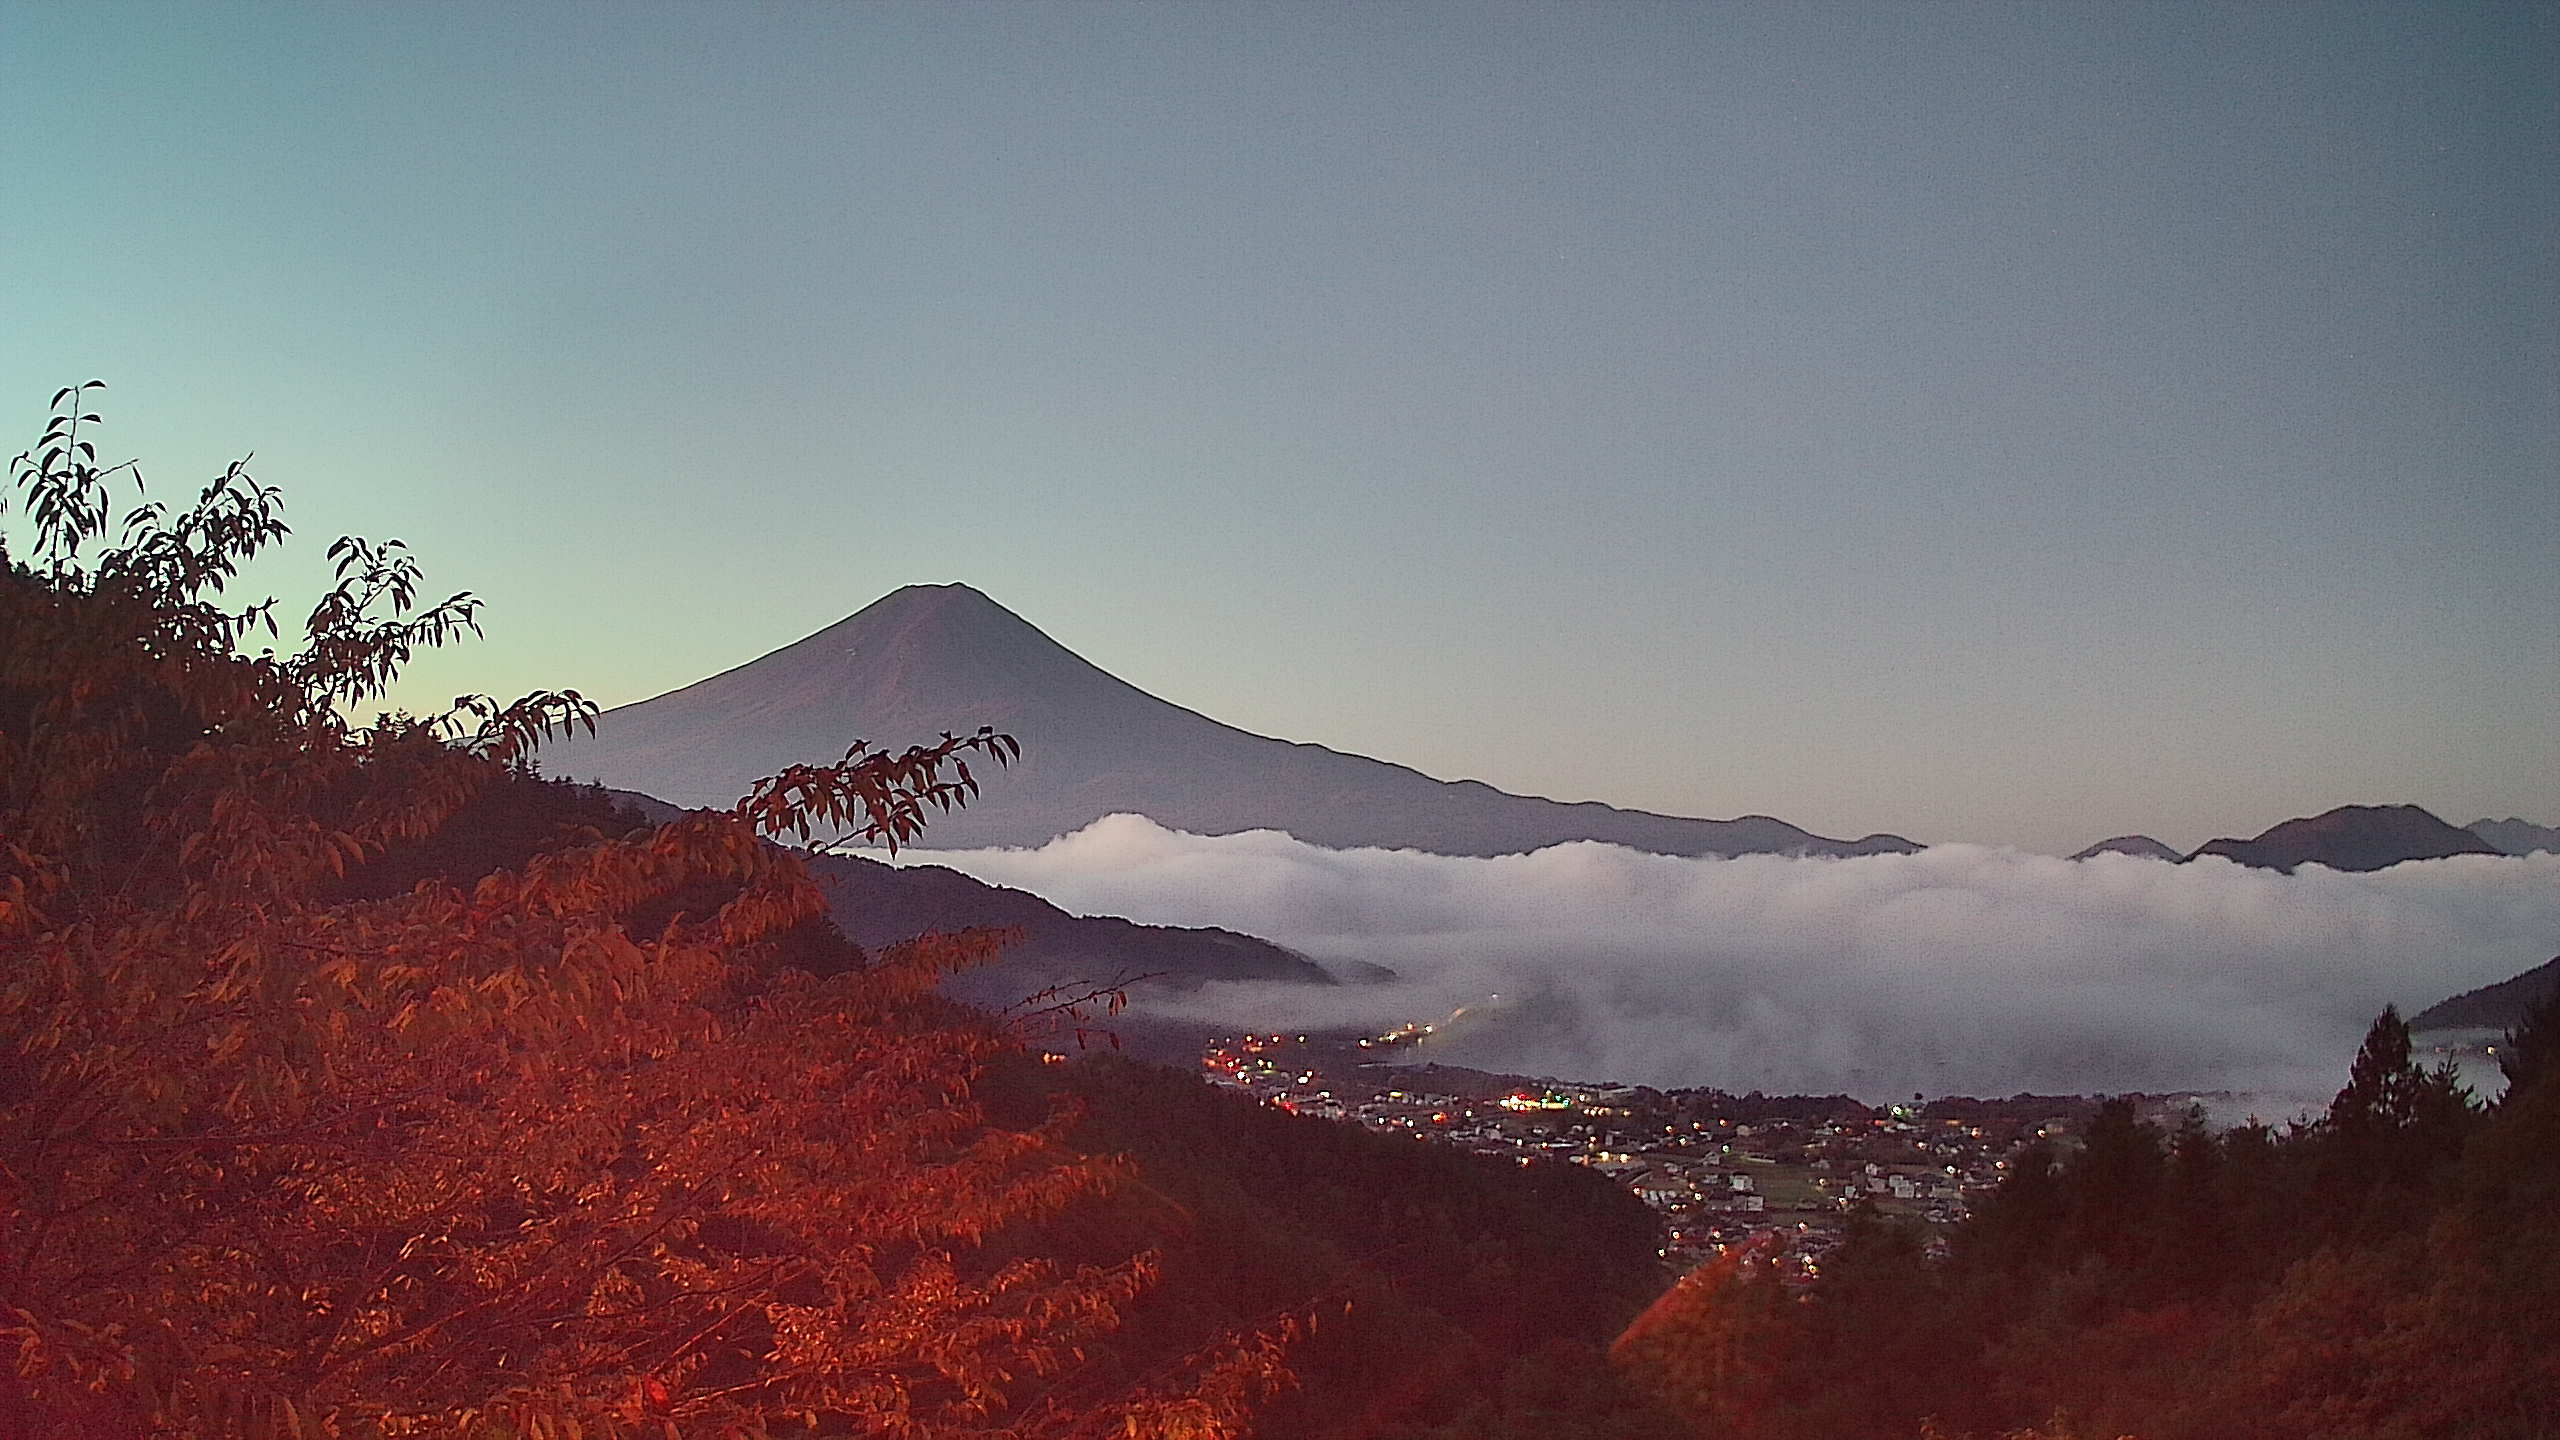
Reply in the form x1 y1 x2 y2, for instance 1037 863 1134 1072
1176 1025 2234 1278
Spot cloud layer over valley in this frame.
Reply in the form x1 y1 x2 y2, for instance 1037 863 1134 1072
892 816 2560 1109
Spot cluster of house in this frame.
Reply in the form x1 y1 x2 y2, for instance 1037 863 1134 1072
1197 1029 2117 1274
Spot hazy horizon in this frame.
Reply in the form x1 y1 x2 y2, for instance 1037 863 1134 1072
573 579 2552 857
6 2 2553 853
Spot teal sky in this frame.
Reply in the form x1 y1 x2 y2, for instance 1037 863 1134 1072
6 1 2553 854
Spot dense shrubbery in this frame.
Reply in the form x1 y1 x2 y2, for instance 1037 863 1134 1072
0 386 1283 1437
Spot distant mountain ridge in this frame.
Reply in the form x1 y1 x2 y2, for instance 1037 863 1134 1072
582 787 1336 998
2469 817 2560 857
2410 955 2560 1032
804 851 1334 1004
2070 835 2183 862
545 583 1919 859
2185 803 2502 873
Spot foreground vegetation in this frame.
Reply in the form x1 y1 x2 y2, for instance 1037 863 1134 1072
7 386 2549 1437
0 385 1235 1435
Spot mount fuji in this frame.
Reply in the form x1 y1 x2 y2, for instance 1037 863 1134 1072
543 583 1920 859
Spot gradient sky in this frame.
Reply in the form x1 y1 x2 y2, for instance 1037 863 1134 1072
6 1 2553 854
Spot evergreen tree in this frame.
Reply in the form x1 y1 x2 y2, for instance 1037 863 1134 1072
2328 1005 2423 1143
2495 992 2557 1097
2058 1098 2165 1271
1958 1137 2065 1283
2317 1006 2476 1233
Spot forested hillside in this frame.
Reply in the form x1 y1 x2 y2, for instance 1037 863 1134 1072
993 1054 1680 1439
1613 1003 2560 1439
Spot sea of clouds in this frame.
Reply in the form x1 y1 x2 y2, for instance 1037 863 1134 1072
890 816 2560 1113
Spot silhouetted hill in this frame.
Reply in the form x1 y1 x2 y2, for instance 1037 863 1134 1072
2069 834 2183 862
2410 955 2560 1031
547 782 1337 998
332 774 650 901
988 1054 1679 1440
2184 803 2502 873
545 584 1919 858
804 850 1334 1002
601 786 688 825
2468 817 2560 857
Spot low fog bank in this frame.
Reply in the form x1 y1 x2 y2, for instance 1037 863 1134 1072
889 816 2560 1108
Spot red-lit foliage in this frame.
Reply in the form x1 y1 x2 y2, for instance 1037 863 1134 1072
1608 1237 1791 1434
1005 1054 1679 1439
0 385 1288 1437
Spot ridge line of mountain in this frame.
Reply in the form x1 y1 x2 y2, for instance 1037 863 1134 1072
546 583 1920 859
553 586 2543 873
2064 805 2553 872
2409 954 2560 1032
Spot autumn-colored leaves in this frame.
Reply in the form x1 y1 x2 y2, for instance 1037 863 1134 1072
0 388 1282 1438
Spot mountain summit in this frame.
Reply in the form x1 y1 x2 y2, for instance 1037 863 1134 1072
2069 835 2183 862
2184 803 2502 873
545 584 1917 858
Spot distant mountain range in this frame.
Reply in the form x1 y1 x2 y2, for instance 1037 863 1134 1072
2062 807 2554 872
546 583 1918 859
2411 954 2560 1032
2469 817 2560 857
546 583 2545 883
